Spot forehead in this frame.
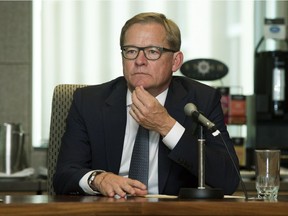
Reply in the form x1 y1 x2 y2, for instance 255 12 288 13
124 23 167 46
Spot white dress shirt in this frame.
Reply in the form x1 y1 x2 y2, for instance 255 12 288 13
80 88 185 195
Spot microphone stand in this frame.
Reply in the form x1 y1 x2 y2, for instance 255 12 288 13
179 125 224 199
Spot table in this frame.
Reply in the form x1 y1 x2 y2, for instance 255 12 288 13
0 178 288 195
0 194 287 216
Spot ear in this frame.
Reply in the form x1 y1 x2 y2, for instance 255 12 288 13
171 51 184 72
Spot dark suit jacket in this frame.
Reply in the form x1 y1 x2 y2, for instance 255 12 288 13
53 76 239 195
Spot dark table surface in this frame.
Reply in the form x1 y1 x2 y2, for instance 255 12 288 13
0 194 288 216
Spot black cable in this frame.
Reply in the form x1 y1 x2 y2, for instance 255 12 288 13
218 133 249 201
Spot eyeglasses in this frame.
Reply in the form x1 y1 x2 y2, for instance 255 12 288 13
121 45 177 60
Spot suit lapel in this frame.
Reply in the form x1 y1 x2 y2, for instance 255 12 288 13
158 78 190 193
102 80 127 174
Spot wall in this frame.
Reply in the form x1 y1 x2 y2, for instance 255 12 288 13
0 1 33 166
35 1 255 147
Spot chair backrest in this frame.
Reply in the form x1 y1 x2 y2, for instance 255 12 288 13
47 84 87 195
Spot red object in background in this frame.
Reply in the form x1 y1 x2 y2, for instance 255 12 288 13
228 95 246 124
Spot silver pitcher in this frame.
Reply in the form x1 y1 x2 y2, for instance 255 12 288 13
0 123 28 175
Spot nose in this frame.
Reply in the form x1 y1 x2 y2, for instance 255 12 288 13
135 50 147 64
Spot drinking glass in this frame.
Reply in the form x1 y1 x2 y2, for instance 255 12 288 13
255 149 280 200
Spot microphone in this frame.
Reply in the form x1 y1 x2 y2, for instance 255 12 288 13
184 102 249 201
184 103 220 136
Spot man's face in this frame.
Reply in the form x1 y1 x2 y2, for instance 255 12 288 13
122 23 181 96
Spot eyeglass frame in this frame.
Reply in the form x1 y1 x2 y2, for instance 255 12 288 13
121 45 177 60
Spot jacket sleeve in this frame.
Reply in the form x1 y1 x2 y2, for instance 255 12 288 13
168 86 240 195
53 89 92 195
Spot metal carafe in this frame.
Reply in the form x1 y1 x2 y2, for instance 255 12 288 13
0 123 27 175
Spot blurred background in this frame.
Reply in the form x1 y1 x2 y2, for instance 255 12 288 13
1 0 288 192
33 0 256 148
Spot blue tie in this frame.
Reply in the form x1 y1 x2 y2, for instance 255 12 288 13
129 125 149 187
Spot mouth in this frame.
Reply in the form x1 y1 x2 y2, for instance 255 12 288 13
134 70 149 75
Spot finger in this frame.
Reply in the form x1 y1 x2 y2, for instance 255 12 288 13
134 187 148 196
130 103 145 119
131 93 153 120
101 187 115 197
129 105 140 122
133 86 152 107
135 86 150 100
132 89 146 112
107 180 139 198
129 179 147 190
99 183 115 197
125 179 147 196
113 185 128 198
97 173 117 197
120 183 136 196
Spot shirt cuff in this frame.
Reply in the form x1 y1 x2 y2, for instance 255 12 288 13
79 170 100 195
162 121 185 150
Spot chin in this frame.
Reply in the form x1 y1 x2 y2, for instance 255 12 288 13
132 79 150 88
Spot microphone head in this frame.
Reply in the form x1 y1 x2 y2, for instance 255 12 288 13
184 103 198 116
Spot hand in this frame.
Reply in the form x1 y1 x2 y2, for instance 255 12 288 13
92 172 148 198
130 86 176 136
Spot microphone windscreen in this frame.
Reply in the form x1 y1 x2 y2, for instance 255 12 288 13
184 103 197 116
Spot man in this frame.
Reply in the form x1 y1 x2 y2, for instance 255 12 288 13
53 12 239 197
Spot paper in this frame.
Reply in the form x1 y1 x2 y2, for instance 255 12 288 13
224 195 246 199
144 194 178 199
